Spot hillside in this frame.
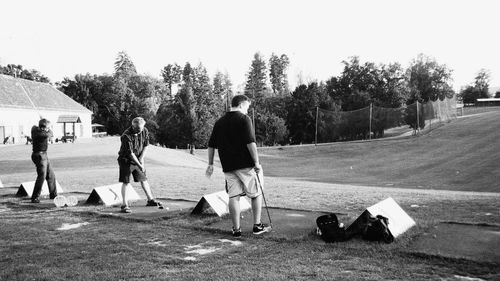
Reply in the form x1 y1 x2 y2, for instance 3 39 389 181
259 108 500 192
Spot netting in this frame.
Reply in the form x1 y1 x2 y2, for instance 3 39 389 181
316 96 457 143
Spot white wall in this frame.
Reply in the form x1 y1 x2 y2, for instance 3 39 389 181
0 107 92 144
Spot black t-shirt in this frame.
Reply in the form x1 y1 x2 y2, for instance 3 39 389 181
31 126 53 152
118 127 150 162
208 111 256 172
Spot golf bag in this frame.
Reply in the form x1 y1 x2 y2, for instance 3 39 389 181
316 213 348 243
317 211 394 243
361 214 394 243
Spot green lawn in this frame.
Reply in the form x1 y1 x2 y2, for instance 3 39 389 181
1 203 498 281
257 108 500 192
0 109 499 280
195 108 500 192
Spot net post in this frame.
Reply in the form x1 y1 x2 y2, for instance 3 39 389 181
416 100 420 135
369 103 373 140
315 106 319 146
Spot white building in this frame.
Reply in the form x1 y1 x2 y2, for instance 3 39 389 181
0 74 92 144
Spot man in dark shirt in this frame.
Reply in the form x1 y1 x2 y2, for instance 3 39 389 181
30 119 57 203
118 117 163 213
206 95 271 237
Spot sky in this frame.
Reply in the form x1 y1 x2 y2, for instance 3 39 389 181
1 0 499 92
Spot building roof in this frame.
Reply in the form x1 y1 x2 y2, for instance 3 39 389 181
57 115 81 123
477 98 500 102
0 74 92 113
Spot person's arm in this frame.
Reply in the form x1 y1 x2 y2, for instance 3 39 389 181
206 122 219 178
122 135 144 170
138 146 147 164
206 147 215 178
138 128 149 165
32 126 53 138
208 147 215 165
246 142 262 173
243 116 262 173
129 152 144 170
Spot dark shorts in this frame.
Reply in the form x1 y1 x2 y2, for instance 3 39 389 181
118 158 147 183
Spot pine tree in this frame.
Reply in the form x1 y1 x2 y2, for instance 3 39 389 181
244 52 268 105
161 63 182 97
114 51 137 78
269 53 290 96
214 71 233 112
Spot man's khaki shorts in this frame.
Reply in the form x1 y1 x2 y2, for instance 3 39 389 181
224 167 264 199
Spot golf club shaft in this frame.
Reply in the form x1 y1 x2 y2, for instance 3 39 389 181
256 172 272 227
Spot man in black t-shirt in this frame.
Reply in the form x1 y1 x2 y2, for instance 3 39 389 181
206 95 271 237
118 117 163 213
30 119 57 203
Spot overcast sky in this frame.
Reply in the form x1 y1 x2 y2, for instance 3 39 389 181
1 0 499 91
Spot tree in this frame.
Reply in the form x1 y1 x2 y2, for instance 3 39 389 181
58 73 100 113
406 54 454 103
269 53 290 96
376 63 409 107
156 100 188 147
192 63 222 147
244 52 268 105
495 91 500 98
156 62 225 148
59 74 121 135
326 57 379 111
458 69 492 105
473 69 491 98
459 85 478 104
213 71 233 112
286 82 336 144
161 63 182 97
0 64 50 83
114 51 137 78
255 109 288 146
156 63 194 147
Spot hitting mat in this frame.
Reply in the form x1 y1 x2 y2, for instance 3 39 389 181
206 208 347 240
409 222 500 264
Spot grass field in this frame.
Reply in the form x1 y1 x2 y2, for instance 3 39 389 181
1 108 499 280
196 107 500 192
257 107 500 192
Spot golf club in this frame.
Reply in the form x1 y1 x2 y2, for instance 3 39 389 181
255 172 273 228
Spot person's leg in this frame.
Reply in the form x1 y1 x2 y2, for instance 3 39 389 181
31 153 48 201
118 159 132 209
251 195 263 225
139 181 154 201
229 196 241 230
45 157 57 199
121 183 130 206
237 168 264 225
239 169 271 234
225 172 246 234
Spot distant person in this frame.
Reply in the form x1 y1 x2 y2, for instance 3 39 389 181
30 119 57 203
206 94 271 238
118 117 163 213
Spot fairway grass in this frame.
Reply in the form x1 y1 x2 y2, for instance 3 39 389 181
0 109 499 280
257 108 500 192
0 203 498 281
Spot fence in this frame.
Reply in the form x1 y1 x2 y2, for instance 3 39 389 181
315 96 457 144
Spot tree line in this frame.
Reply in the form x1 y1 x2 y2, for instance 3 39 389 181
0 64 50 83
1 52 496 147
